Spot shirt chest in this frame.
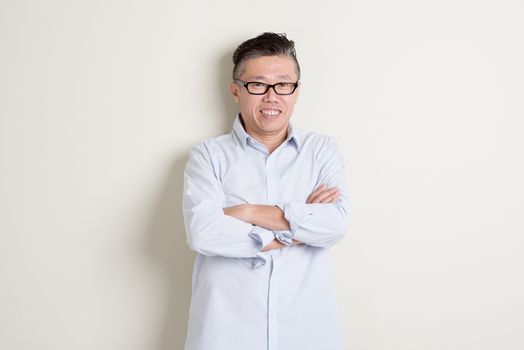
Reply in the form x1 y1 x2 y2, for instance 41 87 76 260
213 143 320 206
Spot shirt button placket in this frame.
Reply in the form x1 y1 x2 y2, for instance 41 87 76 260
266 155 277 203
265 156 270 202
267 254 280 350
266 154 280 350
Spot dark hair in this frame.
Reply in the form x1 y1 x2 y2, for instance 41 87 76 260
232 32 301 80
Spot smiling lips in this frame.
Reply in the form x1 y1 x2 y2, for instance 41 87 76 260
260 109 281 117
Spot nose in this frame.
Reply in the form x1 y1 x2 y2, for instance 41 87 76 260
262 86 278 102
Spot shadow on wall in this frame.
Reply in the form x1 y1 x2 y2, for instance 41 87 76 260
144 153 193 350
144 47 238 350
218 47 240 132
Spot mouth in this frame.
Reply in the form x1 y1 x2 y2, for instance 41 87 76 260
259 108 282 118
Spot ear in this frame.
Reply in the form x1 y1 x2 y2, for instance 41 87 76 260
230 81 240 103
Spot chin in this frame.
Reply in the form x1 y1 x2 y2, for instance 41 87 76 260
258 112 288 123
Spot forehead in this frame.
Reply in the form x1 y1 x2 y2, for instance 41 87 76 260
240 55 298 81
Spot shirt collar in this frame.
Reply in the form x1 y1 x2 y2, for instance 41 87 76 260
232 113 303 152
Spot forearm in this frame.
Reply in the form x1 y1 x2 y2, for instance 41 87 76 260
278 200 349 248
185 207 263 258
223 205 304 249
222 188 343 248
185 143 281 262
224 204 291 231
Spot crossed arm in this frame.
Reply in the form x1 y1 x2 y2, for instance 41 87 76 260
223 185 340 252
183 138 349 260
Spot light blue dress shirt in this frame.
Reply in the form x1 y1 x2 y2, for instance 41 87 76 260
183 114 350 350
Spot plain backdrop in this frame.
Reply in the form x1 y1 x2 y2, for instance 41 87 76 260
1 0 523 349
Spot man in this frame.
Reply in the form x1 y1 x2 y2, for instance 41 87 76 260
183 32 350 350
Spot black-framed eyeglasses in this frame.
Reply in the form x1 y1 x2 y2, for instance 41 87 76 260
235 80 299 95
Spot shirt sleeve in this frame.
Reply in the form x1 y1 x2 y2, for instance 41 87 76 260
276 137 350 248
273 230 294 245
183 142 274 267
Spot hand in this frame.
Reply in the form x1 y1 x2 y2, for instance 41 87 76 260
262 238 304 252
261 239 284 252
306 184 339 204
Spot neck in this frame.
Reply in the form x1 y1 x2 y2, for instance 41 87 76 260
239 116 289 153
247 128 288 154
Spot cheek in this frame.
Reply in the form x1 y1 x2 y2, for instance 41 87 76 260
284 100 296 113
244 99 262 112
239 100 261 119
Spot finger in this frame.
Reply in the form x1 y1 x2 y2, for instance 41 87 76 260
319 191 340 204
309 187 338 203
308 187 334 203
312 187 338 202
307 184 327 203
315 188 339 203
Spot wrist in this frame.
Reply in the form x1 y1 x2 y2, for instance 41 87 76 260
261 239 284 252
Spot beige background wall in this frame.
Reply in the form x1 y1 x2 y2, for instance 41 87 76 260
1 0 523 349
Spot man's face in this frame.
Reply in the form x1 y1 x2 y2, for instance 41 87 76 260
230 55 300 140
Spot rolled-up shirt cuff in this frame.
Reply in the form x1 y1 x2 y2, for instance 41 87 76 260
276 201 313 234
249 226 276 269
249 226 275 251
252 254 267 269
274 230 294 245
